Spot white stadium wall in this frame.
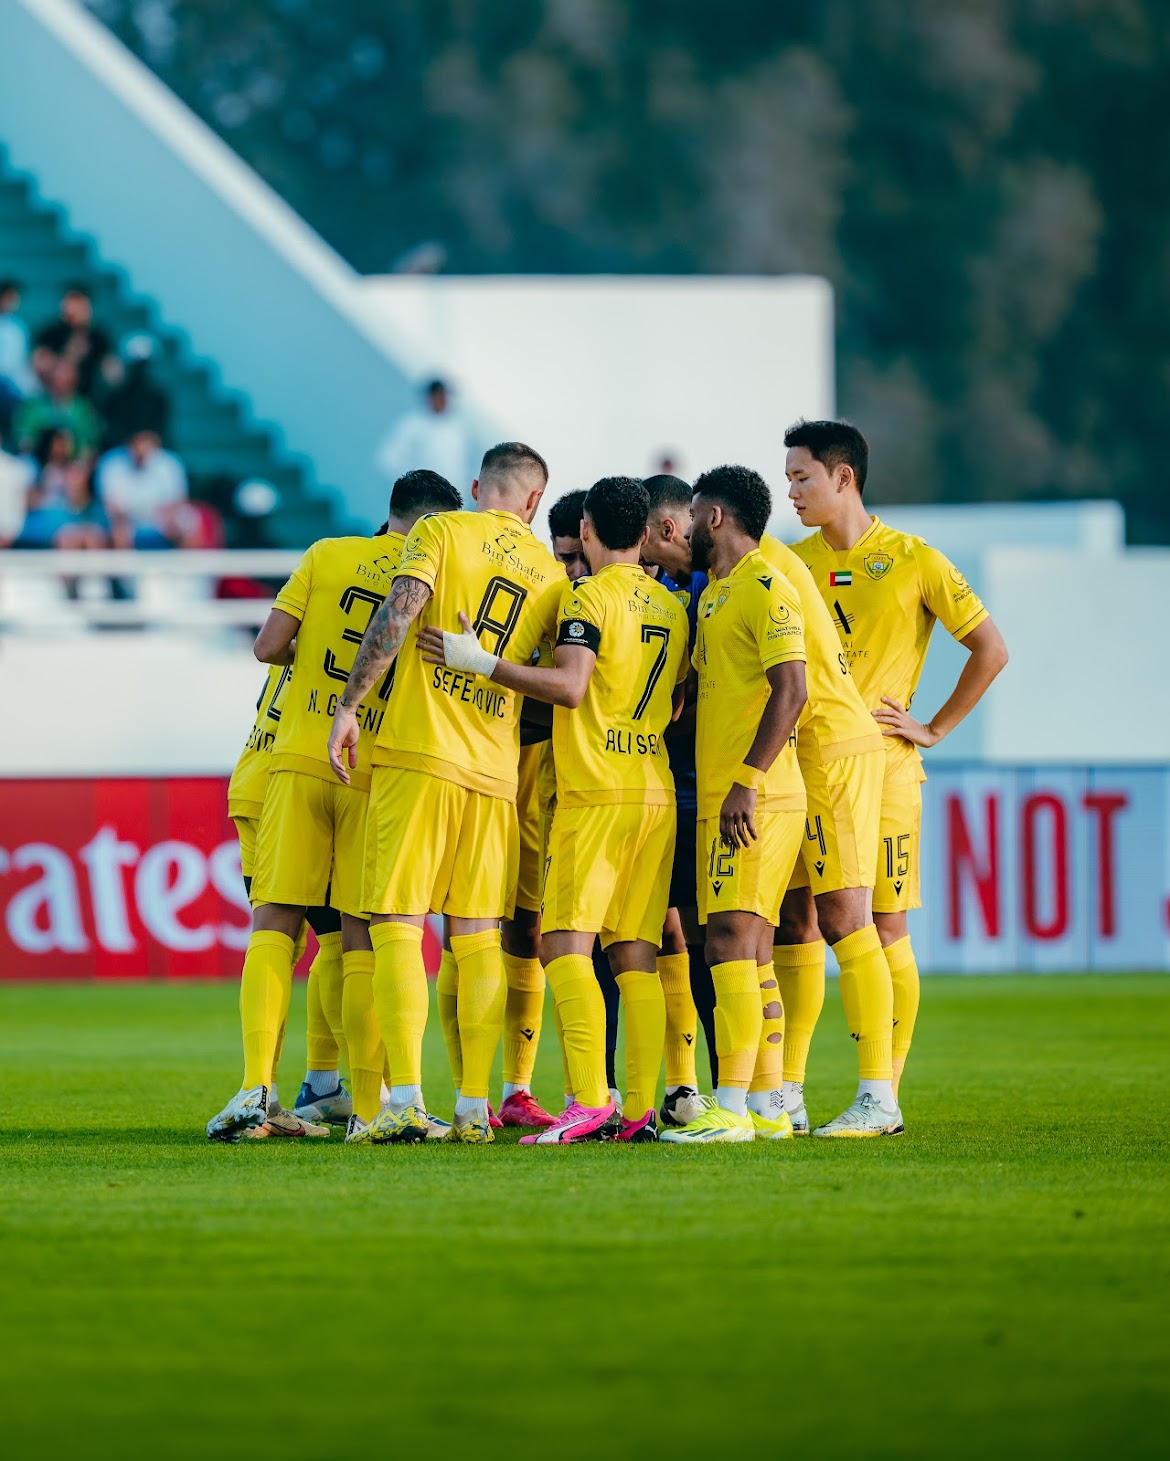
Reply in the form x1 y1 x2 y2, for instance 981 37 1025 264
361 273 835 530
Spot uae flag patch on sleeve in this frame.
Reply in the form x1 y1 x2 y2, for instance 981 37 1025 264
829 570 852 586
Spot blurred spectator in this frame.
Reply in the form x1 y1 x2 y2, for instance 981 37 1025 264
655 452 680 475
14 360 103 456
0 280 35 436
16 427 109 548
95 429 188 548
32 283 115 401
102 335 171 449
0 426 34 546
376 377 473 494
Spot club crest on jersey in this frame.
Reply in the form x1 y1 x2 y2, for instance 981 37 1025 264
864 554 893 581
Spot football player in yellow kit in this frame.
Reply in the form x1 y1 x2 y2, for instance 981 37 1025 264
662 466 809 1144
422 476 689 1143
757 530 893 1139
224 665 332 1139
207 470 462 1142
328 443 565 1145
785 420 1008 1132
487 488 589 1131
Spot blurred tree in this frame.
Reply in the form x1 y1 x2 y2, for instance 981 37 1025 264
85 0 1170 539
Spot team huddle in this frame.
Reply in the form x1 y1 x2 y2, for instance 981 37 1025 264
208 421 1008 1146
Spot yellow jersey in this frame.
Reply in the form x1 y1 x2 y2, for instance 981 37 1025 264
791 516 989 775
693 548 807 821
373 509 564 798
227 663 291 818
552 562 689 807
760 533 883 766
270 532 404 792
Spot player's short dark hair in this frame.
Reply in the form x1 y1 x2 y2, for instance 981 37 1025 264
784 418 869 495
548 488 587 540
643 474 692 514
63 281 92 298
692 465 773 541
480 441 549 487
0 278 21 298
389 468 462 516
582 476 650 551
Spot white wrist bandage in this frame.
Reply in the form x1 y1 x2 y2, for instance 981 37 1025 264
443 628 498 678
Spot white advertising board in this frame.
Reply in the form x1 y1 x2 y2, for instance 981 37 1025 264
913 766 1170 973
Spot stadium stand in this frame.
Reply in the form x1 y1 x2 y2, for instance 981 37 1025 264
0 147 334 547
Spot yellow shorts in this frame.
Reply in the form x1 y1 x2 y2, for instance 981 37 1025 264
514 742 552 914
365 766 518 919
873 761 925 914
697 810 805 925
231 815 259 883
250 769 368 917
542 802 675 948
788 749 883 894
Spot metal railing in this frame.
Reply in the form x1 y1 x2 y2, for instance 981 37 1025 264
0 550 300 629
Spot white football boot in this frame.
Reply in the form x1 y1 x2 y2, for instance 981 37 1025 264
206 1085 269 1142
812 1091 904 1138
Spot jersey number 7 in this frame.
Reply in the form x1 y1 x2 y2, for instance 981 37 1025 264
633 625 671 719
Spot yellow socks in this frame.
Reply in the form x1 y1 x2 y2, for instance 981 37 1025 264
369 921 428 1090
502 952 545 1088
885 935 920 1095
451 929 506 1101
773 940 825 1083
749 963 785 1093
239 930 294 1090
271 1017 287 1092
616 968 665 1121
545 954 608 1107
436 948 462 1090
551 998 574 1104
306 930 345 1071
710 959 762 1088
339 950 382 1122
658 952 697 1088
833 925 894 1080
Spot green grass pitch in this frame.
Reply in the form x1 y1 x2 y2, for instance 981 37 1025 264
1 974 1166 1459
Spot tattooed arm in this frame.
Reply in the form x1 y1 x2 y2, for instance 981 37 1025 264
327 573 433 783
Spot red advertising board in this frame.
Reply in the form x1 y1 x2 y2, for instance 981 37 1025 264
0 778 245 978
1 771 1166 978
0 777 443 979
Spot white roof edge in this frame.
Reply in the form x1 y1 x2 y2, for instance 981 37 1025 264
20 0 404 363
361 273 832 289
